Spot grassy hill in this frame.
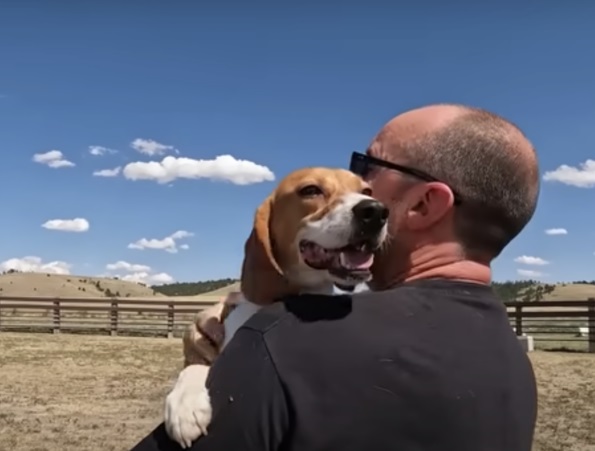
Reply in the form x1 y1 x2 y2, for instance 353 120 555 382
0 272 239 300
197 281 241 297
0 272 163 298
492 280 595 302
531 283 595 301
3 271 594 303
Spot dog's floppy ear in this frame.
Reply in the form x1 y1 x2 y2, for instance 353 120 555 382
240 196 293 305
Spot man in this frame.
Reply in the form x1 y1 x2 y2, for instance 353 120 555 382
131 104 539 451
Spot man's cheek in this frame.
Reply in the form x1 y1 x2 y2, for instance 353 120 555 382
367 178 391 205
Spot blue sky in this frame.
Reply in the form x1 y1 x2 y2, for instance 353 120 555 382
1 2 594 285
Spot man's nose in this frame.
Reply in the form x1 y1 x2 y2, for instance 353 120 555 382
351 199 389 232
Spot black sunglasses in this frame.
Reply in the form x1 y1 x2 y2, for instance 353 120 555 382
349 152 462 205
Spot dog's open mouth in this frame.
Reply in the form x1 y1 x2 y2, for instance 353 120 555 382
298 239 375 282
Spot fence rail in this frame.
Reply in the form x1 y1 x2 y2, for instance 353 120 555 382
505 298 595 353
1 296 595 352
0 296 219 338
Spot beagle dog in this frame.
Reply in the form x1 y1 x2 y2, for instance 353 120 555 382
164 167 389 448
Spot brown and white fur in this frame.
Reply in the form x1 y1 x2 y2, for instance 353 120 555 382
164 167 389 448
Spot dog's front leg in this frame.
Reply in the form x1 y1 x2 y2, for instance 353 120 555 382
164 364 213 448
164 296 235 448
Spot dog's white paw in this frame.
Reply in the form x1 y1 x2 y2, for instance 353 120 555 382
164 365 213 449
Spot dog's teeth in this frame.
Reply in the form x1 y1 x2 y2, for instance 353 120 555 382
339 252 350 269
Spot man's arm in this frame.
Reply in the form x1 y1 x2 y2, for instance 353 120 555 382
130 327 290 451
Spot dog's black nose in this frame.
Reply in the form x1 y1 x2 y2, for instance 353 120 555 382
352 199 389 232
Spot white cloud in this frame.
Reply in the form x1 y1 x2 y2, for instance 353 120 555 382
514 255 550 266
128 230 193 253
118 271 174 285
179 244 190 250
0 256 71 275
545 228 568 236
103 260 174 285
105 260 151 273
89 145 117 156
517 269 545 278
123 155 275 185
130 138 177 156
170 230 193 240
42 218 90 233
32 150 75 168
543 159 595 188
93 166 121 177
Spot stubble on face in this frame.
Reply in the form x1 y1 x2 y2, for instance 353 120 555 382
363 106 464 289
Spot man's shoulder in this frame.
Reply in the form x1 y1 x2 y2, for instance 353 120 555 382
238 293 359 336
239 288 404 336
238 300 292 335
239 279 501 338
268 280 485 314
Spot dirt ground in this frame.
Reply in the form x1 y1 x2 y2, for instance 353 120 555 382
0 333 593 451
0 333 181 451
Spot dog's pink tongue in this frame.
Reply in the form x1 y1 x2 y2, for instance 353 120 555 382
340 250 374 270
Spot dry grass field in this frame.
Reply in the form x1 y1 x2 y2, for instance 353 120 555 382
0 333 594 451
0 272 241 301
0 277 593 448
2 273 593 302
0 333 181 451
534 283 595 302
0 272 164 299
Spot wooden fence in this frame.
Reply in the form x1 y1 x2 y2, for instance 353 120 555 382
0 296 218 338
505 298 595 353
0 296 594 352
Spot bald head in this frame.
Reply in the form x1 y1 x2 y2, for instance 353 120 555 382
372 104 465 152
368 104 539 260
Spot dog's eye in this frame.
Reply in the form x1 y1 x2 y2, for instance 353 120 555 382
362 187 373 196
298 185 324 197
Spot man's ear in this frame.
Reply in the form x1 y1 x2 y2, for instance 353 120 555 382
240 196 293 305
406 183 455 230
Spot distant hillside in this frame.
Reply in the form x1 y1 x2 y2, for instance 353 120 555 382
153 278 238 296
199 281 241 297
492 280 595 302
0 271 163 298
154 277 595 301
4 271 593 303
491 280 551 301
155 277 595 302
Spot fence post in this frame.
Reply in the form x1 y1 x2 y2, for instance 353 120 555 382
0 298 2 331
167 303 174 339
515 305 523 336
110 300 118 336
588 298 595 354
52 300 61 334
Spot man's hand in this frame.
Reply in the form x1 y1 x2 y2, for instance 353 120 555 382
182 292 242 366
